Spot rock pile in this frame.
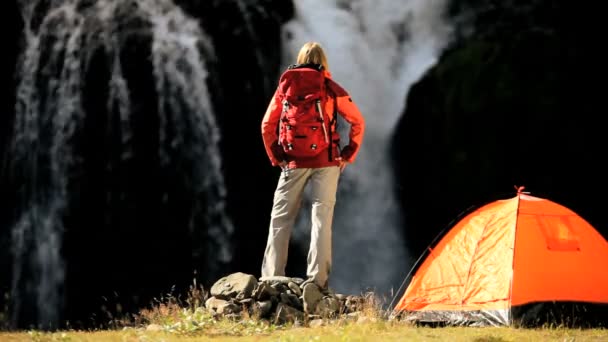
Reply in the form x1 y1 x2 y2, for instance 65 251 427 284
204 272 376 325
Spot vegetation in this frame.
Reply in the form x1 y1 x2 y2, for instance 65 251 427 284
1 321 607 341
0 283 606 341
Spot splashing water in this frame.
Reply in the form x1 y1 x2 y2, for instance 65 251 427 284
282 0 453 296
10 0 233 328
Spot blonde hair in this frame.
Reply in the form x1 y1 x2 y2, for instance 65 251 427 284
296 42 329 71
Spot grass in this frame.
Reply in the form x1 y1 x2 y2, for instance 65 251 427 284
1 323 607 341
1 283 606 341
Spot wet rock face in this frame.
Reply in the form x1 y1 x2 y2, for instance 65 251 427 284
392 0 607 258
0 0 293 330
180 0 296 280
0 0 22 316
205 273 375 325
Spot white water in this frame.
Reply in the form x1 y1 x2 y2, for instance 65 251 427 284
282 0 452 296
9 0 451 327
11 0 233 327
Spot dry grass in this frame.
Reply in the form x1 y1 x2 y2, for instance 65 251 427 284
1 323 607 342
1 284 606 341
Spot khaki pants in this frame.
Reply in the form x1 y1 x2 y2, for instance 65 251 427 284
261 166 340 288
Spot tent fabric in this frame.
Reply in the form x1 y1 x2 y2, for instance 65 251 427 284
393 191 608 326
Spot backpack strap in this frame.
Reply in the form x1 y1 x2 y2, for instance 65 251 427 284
328 90 339 162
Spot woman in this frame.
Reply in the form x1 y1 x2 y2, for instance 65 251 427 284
260 41 365 291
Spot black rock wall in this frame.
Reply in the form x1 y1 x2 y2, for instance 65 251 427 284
0 0 24 330
182 0 295 282
392 0 606 258
0 0 293 329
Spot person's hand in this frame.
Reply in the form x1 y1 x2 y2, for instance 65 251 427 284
335 157 349 172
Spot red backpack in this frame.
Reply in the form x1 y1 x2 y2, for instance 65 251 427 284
276 64 338 160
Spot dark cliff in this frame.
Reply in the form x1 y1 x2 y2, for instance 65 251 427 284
392 1 606 258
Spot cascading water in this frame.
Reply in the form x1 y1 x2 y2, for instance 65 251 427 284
282 0 453 296
9 0 233 328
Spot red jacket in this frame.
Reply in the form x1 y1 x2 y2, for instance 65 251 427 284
261 70 365 169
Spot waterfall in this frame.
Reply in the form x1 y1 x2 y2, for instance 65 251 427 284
282 0 453 296
9 0 232 328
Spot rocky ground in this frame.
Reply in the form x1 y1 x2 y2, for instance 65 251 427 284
201 272 381 326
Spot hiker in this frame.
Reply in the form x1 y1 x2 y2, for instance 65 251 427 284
260 41 365 291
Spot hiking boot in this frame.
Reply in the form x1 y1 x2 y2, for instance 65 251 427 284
301 278 332 295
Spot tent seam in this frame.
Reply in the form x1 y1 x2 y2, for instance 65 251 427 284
507 194 522 325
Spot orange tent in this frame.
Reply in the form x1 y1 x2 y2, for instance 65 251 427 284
392 188 608 326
